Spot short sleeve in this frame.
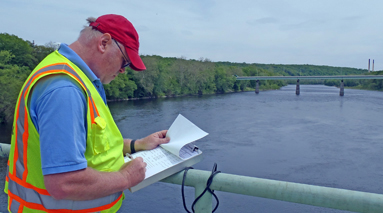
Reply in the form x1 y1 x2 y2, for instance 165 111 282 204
29 75 88 175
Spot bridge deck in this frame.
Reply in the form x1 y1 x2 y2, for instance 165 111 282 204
236 75 383 80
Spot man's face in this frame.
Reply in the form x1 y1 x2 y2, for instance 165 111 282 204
101 42 130 84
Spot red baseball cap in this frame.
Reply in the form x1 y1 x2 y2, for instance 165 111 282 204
89 14 146 71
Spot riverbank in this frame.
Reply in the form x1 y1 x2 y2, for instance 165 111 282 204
106 86 281 102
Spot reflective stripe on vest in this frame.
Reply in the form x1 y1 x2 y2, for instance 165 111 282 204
12 64 98 182
7 63 122 212
7 174 122 212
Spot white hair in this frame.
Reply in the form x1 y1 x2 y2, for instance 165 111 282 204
78 17 123 47
78 17 102 43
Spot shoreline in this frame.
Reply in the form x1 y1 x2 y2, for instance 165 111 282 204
106 87 282 102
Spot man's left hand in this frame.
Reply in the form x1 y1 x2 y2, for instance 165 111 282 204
135 130 170 151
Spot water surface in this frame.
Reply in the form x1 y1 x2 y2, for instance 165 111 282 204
110 85 383 212
1 85 383 212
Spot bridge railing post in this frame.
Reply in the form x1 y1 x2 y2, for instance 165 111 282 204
340 80 344 96
296 79 300 95
255 80 259 94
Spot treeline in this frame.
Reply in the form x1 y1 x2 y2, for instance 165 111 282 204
104 55 286 100
323 71 383 90
0 33 380 124
0 33 56 124
0 33 283 124
217 62 367 76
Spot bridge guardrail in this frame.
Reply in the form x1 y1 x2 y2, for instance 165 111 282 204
161 169 383 213
236 75 383 80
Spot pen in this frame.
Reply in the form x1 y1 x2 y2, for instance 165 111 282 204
126 153 134 160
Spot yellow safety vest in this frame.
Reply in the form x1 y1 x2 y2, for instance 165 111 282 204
4 50 125 212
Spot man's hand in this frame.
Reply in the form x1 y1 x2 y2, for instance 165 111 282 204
124 130 170 154
45 159 147 201
119 157 147 187
136 130 170 151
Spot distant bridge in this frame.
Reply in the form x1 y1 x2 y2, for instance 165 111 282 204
235 75 383 96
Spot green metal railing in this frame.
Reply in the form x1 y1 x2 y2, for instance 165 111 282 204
0 143 10 158
235 75 383 80
2 142 382 212
161 169 383 213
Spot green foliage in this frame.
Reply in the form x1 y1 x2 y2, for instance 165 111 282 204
324 79 340 87
0 50 15 64
0 33 36 68
214 66 235 93
0 34 55 123
0 64 30 123
323 71 383 90
1 33 383 124
348 71 383 90
104 71 137 99
31 41 56 64
236 63 366 76
133 56 160 97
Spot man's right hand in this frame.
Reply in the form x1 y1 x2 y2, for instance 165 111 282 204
119 157 147 188
45 158 147 201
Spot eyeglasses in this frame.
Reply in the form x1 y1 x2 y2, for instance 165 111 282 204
113 39 131 69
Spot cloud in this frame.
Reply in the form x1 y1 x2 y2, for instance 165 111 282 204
136 25 150 32
1 0 383 70
247 17 278 25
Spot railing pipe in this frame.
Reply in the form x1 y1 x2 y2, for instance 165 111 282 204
236 75 383 80
161 169 383 213
0 143 10 158
2 143 383 212
194 182 212 212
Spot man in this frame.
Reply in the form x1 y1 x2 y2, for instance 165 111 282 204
4 14 170 212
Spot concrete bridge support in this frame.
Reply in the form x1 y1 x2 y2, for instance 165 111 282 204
255 80 259 94
340 80 344 96
296 79 300 95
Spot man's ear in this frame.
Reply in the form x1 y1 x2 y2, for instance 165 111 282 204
97 33 112 53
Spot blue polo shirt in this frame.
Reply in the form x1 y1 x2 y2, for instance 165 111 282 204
29 44 108 175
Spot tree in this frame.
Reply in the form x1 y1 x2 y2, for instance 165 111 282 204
0 50 15 65
0 33 35 68
31 42 56 64
214 66 235 93
104 72 137 100
0 64 30 123
133 57 160 97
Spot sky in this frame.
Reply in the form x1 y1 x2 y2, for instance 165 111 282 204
1 0 383 71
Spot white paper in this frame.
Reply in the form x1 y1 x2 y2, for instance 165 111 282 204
124 114 206 192
126 144 201 179
161 114 208 158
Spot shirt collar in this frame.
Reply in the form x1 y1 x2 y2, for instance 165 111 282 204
57 43 99 83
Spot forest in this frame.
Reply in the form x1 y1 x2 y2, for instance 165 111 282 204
0 33 381 124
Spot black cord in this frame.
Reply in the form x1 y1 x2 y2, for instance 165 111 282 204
192 163 221 212
182 166 194 213
182 163 221 213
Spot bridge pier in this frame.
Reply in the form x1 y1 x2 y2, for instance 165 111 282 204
296 79 300 95
255 80 259 94
340 80 344 96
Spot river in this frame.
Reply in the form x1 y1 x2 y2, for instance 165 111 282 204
1 85 383 212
